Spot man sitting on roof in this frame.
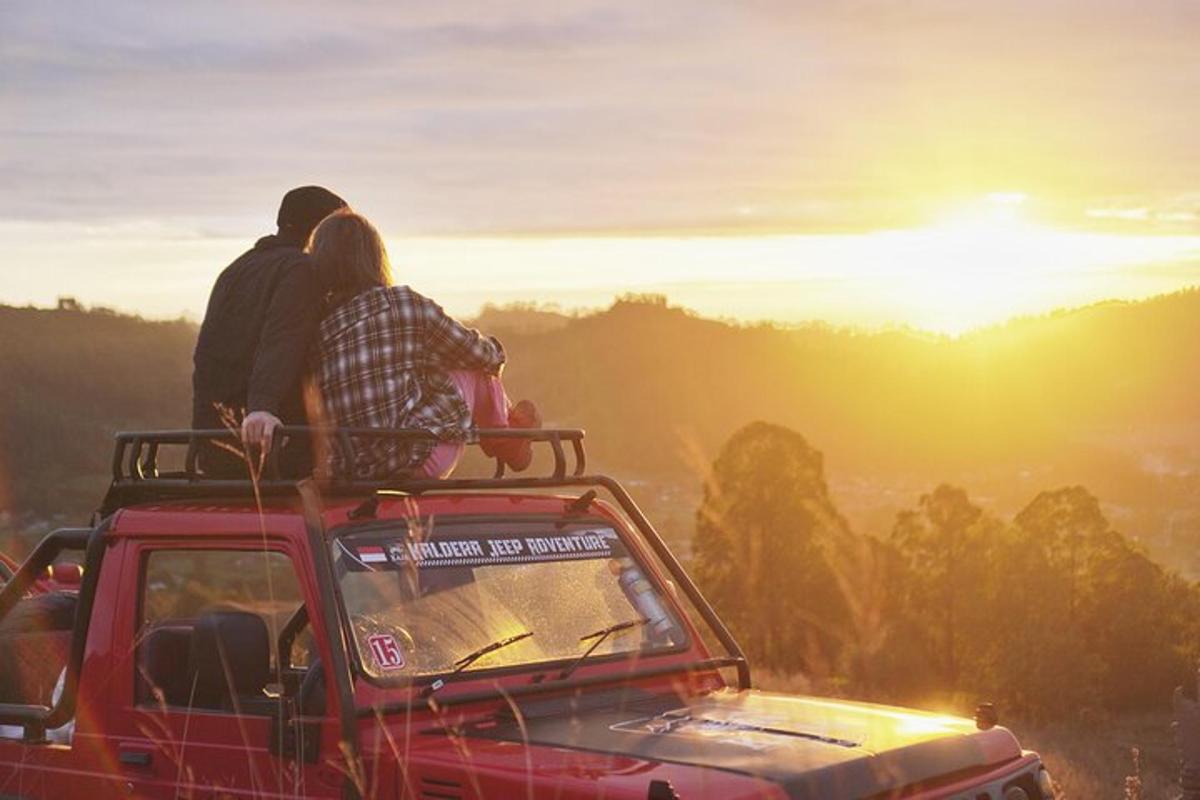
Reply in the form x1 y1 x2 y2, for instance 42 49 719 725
306 210 541 479
192 185 348 476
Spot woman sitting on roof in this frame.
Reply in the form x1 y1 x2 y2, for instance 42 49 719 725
307 209 540 479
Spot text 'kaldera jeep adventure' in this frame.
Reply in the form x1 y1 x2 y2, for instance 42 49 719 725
0 428 1055 798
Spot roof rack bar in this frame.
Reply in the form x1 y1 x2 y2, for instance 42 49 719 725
571 436 586 476
126 435 143 482
184 431 200 477
111 437 127 482
109 474 597 494
107 427 587 495
99 472 586 514
549 432 566 479
134 441 147 480
114 428 583 443
144 442 160 480
266 430 283 480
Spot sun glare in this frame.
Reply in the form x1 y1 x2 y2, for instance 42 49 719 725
894 194 1050 334
864 193 1197 335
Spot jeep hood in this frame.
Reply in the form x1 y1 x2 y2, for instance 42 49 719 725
461 688 1022 799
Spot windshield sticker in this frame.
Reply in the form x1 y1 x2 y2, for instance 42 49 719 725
367 634 406 671
357 545 388 564
342 528 623 570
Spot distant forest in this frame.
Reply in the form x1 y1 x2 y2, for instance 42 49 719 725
693 420 1200 720
3 290 1200 580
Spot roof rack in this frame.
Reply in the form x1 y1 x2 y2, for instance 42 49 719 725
101 427 586 514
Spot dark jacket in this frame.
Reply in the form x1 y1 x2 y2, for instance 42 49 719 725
191 234 320 474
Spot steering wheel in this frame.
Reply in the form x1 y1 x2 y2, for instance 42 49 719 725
387 624 417 653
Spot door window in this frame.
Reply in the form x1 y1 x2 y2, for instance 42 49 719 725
137 549 305 714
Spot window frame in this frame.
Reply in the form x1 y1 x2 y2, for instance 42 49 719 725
133 541 313 715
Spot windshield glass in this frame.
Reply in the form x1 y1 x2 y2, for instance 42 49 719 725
332 518 687 680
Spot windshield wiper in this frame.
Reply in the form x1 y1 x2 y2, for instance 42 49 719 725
423 631 534 697
558 618 649 680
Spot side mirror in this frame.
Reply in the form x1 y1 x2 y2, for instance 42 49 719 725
50 563 83 587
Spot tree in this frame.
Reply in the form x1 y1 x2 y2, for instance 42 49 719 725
1082 530 1193 710
1005 486 1199 715
1014 486 1107 622
981 518 1097 719
692 421 850 674
889 484 991 691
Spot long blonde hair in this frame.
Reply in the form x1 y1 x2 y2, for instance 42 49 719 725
307 209 393 306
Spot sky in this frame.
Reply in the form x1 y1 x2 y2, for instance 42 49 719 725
3 0 1200 332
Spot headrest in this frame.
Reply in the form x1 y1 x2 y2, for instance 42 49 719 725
142 625 193 706
0 631 71 706
190 611 270 706
0 592 78 636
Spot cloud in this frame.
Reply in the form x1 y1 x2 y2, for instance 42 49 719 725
1 0 1199 236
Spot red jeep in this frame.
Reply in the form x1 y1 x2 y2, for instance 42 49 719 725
0 428 1055 799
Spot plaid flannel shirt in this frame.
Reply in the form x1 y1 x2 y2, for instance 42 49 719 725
313 285 506 479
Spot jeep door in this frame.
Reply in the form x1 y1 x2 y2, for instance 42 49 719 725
110 540 344 799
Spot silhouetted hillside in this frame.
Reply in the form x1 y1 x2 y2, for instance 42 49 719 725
3 291 1200 574
469 302 573 337
0 306 194 515
494 291 1198 468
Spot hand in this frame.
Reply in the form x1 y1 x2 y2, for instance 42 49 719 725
241 411 283 455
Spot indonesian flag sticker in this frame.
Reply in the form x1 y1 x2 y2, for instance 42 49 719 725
358 545 388 564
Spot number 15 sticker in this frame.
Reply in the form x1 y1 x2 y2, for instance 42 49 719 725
367 634 406 670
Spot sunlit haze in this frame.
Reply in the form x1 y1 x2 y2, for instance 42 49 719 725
5 193 1199 334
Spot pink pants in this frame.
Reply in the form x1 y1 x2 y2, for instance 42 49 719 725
418 370 511 478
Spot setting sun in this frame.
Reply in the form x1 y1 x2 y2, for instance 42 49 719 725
881 196 1200 333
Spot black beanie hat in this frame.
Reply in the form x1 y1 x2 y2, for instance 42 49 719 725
277 186 348 240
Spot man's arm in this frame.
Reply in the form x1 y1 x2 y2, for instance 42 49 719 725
421 296 506 375
243 258 321 450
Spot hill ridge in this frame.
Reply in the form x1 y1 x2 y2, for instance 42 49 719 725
3 289 1200 576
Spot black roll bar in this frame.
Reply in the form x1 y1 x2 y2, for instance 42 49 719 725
0 521 110 741
594 474 752 690
111 427 587 483
296 481 365 799
102 427 588 516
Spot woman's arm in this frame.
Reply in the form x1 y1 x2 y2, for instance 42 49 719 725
420 295 506 375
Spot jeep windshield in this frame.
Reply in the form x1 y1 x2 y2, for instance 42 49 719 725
332 518 687 681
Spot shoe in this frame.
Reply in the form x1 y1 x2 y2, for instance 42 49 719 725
501 400 542 472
